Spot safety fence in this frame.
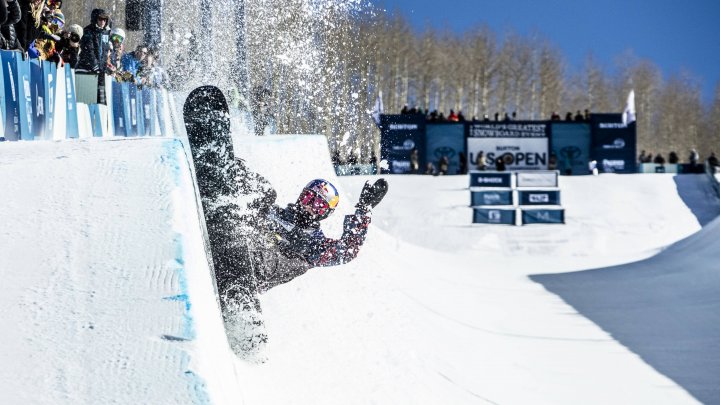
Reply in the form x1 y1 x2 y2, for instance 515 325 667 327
0 50 180 142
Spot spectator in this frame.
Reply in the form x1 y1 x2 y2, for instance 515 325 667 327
550 111 561 120
138 47 168 88
438 156 449 175
28 9 64 61
475 151 487 170
503 112 511 121
424 162 435 175
448 109 459 122
584 109 591 121
548 152 558 170
1 0 23 51
458 152 467 174
638 150 647 164
653 153 665 165
668 151 679 164
707 152 719 172
437 112 446 121
483 114 490 122
106 27 126 77
409 148 419 174
76 9 111 73
574 110 584 121
121 44 148 84
564 112 573 121
494 112 499 121
55 23 83 68
689 148 699 166
495 156 506 172
428 110 438 121
457 111 466 122
400 105 409 114
511 111 517 120
646 153 653 163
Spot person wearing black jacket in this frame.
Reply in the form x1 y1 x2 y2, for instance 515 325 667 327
0 0 23 51
76 9 110 73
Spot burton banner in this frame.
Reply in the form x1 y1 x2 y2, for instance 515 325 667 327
590 113 637 173
380 114 426 174
467 121 549 170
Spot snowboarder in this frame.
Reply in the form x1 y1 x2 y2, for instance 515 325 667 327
218 171 388 294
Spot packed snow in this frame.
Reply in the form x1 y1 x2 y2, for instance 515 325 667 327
1 133 718 404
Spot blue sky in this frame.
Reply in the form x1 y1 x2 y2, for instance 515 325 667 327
370 0 720 104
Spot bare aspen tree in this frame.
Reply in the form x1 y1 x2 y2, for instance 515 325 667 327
465 26 497 120
537 43 564 120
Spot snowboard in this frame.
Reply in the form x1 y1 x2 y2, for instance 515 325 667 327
183 85 267 360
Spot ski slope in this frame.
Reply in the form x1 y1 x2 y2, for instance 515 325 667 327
1 134 719 404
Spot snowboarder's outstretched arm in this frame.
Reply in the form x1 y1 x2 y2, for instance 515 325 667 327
310 209 372 267
309 179 388 267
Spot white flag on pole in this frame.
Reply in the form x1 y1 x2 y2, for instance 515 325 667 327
370 90 383 128
622 89 636 125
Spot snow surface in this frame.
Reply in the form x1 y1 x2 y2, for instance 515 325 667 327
1 134 719 404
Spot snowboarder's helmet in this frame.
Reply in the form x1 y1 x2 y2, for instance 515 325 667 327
298 179 339 220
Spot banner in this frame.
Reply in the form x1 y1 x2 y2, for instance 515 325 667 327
64 64 78 138
518 190 561 206
141 87 157 136
128 84 140 136
550 123 591 175
473 208 516 225
0 55 5 140
42 61 57 140
516 171 559 188
469 171 513 188
30 60 46 139
112 81 131 136
2 51 33 140
380 114 426 174
426 123 465 174
470 190 514 206
591 113 637 173
467 137 548 170
521 208 565 224
467 121 549 170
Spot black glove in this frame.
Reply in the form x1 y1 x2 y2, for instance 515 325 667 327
356 178 388 210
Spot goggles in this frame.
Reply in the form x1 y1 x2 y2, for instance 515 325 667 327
299 189 331 216
50 18 64 29
111 34 124 43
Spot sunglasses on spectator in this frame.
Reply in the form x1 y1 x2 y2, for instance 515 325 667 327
111 35 123 43
299 190 331 216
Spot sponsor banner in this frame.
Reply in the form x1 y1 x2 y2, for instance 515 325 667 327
426 123 465 174
30 60 46 139
63 64 79 139
471 190 514 206
516 171 559 187
469 171 513 188
468 121 548 138
380 114 426 174
2 51 33 141
591 113 637 173
521 208 565 224
468 137 549 170
518 190 561 206
550 123 591 175
42 61 57 140
112 81 132 136
473 207 516 225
